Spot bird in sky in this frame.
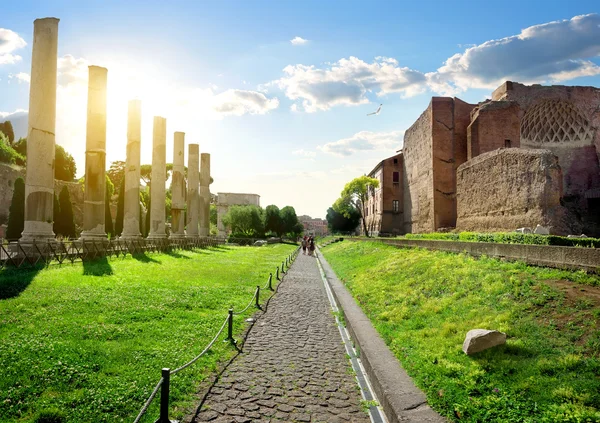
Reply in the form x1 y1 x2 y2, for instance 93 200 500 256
367 104 383 116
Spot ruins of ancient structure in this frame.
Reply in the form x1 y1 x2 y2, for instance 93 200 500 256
170 132 186 239
147 117 167 240
199 153 211 236
366 81 600 237
121 99 142 240
20 18 59 244
186 144 200 238
80 66 108 240
217 193 260 237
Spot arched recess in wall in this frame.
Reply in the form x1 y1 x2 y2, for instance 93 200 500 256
520 99 594 148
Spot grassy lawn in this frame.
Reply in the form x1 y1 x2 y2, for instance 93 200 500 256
0 244 296 423
321 241 600 423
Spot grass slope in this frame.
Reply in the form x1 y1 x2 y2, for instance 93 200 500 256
0 244 296 423
321 241 600 423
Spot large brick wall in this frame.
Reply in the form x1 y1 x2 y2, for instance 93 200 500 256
365 153 403 235
467 101 522 160
456 148 576 235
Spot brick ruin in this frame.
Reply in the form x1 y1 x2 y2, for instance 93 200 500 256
376 81 600 236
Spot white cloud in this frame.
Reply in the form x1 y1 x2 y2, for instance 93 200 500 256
318 130 404 156
9 72 30 83
292 149 316 158
0 28 26 65
427 13 600 95
272 56 427 112
212 89 279 116
290 36 309 46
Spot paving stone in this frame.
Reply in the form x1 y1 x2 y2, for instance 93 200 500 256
191 254 369 422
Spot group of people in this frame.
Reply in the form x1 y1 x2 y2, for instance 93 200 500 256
301 236 316 256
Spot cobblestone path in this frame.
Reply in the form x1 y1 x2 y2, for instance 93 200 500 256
193 252 371 423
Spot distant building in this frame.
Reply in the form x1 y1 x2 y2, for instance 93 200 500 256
299 215 328 236
363 152 404 236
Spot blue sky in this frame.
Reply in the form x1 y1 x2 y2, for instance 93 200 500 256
1 0 599 218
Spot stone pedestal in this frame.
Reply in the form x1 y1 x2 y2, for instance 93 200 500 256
199 153 211 236
170 132 186 239
147 117 167 240
20 18 59 244
80 66 108 240
121 99 142 240
186 144 199 238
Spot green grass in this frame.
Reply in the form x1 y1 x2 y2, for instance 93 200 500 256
0 244 296 423
321 241 600 423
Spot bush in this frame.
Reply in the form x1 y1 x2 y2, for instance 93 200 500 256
6 177 25 240
34 408 65 423
228 233 259 246
56 186 76 239
0 132 25 165
402 232 600 248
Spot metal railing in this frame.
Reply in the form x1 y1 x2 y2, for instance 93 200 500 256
0 237 286 270
132 247 300 423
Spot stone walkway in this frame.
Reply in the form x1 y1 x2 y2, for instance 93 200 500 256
192 252 371 423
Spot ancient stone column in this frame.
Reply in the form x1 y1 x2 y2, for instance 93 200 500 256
20 18 59 244
80 66 108 240
121 99 142 240
147 117 167 240
186 144 200 238
199 153 211 236
170 132 186 239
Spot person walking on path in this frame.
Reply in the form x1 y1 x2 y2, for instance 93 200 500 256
191 253 369 423
301 236 307 255
309 237 315 256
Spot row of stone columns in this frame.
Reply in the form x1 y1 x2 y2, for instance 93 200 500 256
20 17 212 244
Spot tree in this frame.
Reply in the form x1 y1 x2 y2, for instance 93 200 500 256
115 178 125 236
222 205 264 237
210 203 217 226
144 187 150 238
105 185 114 238
52 193 60 235
280 206 300 236
6 177 25 240
333 175 379 237
264 205 283 236
0 121 15 145
55 145 77 181
0 131 25 165
57 186 76 239
326 206 360 233
107 160 125 190
12 137 27 158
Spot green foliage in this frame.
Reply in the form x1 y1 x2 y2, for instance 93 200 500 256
333 175 380 237
12 138 27 160
264 205 283 236
144 188 150 238
0 244 296 422
115 178 125 236
0 121 15 144
280 206 300 236
105 184 114 238
222 205 265 237
0 132 25 165
322 241 600 422
56 187 76 239
210 203 217 226
54 145 76 181
6 177 25 240
52 193 60 236
326 206 360 233
106 160 125 191
34 408 65 423
402 232 600 248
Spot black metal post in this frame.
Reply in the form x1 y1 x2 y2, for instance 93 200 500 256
226 308 235 344
255 285 261 309
276 267 280 281
268 273 273 291
281 262 285 274
159 368 170 423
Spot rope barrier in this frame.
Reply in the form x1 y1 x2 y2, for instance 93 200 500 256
132 377 164 423
170 315 229 375
233 287 259 315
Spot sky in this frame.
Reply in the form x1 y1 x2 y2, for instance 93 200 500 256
1 0 599 219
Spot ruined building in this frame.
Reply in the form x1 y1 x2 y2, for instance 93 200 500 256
366 81 600 237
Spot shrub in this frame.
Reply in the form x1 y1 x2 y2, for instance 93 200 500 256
6 177 25 240
402 232 599 248
0 132 25 165
34 408 66 423
57 186 76 239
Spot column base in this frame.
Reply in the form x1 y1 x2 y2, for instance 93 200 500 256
169 233 187 240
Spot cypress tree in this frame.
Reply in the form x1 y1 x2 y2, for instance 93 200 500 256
52 193 60 236
58 186 76 239
6 177 25 240
105 186 114 238
115 178 125 236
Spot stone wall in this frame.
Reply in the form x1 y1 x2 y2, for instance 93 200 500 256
216 192 260 237
467 101 522 160
365 153 403 235
456 148 576 235
403 101 434 233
